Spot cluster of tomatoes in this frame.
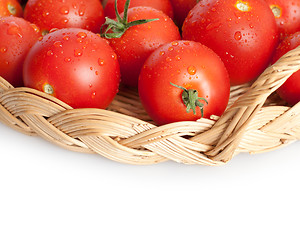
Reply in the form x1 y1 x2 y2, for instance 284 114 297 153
0 0 300 125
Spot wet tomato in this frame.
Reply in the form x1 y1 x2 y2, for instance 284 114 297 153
24 0 105 34
23 28 120 109
272 31 300 105
0 16 40 87
138 40 230 125
264 0 300 38
0 0 23 17
103 6 181 87
182 0 279 86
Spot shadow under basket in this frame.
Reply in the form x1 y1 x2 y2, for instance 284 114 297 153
1 46 300 166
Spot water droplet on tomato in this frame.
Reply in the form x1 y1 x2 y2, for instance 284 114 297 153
42 11 50 17
61 18 69 24
166 57 172 62
53 41 62 47
172 41 179 46
95 71 99 75
7 24 22 38
78 4 85 16
234 31 242 40
60 6 69 15
64 57 71 62
30 23 40 33
168 47 174 51
159 51 165 56
98 59 105 66
89 84 93 88
74 48 83 57
63 35 69 41
175 55 181 61
77 32 87 38
47 50 54 56
0 47 7 53
187 66 197 75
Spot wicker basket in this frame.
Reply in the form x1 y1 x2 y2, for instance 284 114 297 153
1 45 300 165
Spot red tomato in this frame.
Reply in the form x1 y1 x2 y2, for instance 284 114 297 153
264 0 300 38
105 6 181 87
104 0 174 19
182 0 279 86
24 0 105 34
139 40 230 125
0 16 40 87
169 0 198 27
23 28 120 109
0 0 23 17
271 32 300 105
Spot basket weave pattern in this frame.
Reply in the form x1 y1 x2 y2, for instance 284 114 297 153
1 46 300 165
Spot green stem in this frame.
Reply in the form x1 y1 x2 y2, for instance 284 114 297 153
170 82 208 117
100 0 159 39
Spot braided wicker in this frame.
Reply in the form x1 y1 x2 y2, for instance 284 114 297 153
1 45 300 165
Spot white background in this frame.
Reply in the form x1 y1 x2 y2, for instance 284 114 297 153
0 121 299 240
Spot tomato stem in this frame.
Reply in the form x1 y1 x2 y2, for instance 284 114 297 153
170 82 208 116
100 0 159 39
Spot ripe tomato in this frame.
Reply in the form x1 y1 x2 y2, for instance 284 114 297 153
182 0 279 86
104 6 181 87
264 0 300 38
104 0 174 19
0 16 40 87
23 28 120 109
0 0 23 17
271 31 300 105
169 0 198 28
24 0 105 35
139 40 230 125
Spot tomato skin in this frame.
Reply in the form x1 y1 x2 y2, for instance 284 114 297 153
24 0 105 34
108 6 181 87
0 16 40 87
138 40 230 125
169 0 198 28
264 0 300 38
23 28 120 109
0 0 23 17
271 32 300 105
182 0 279 86
104 0 174 19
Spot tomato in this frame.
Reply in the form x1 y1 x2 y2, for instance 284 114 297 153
0 16 40 87
271 32 300 105
138 40 230 125
104 0 174 19
24 0 105 35
169 0 198 28
102 6 181 87
182 0 279 86
264 0 300 38
0 0 23 17
23 28 120 109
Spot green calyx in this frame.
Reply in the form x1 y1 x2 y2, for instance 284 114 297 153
170 82 208 117
100 0 159 39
